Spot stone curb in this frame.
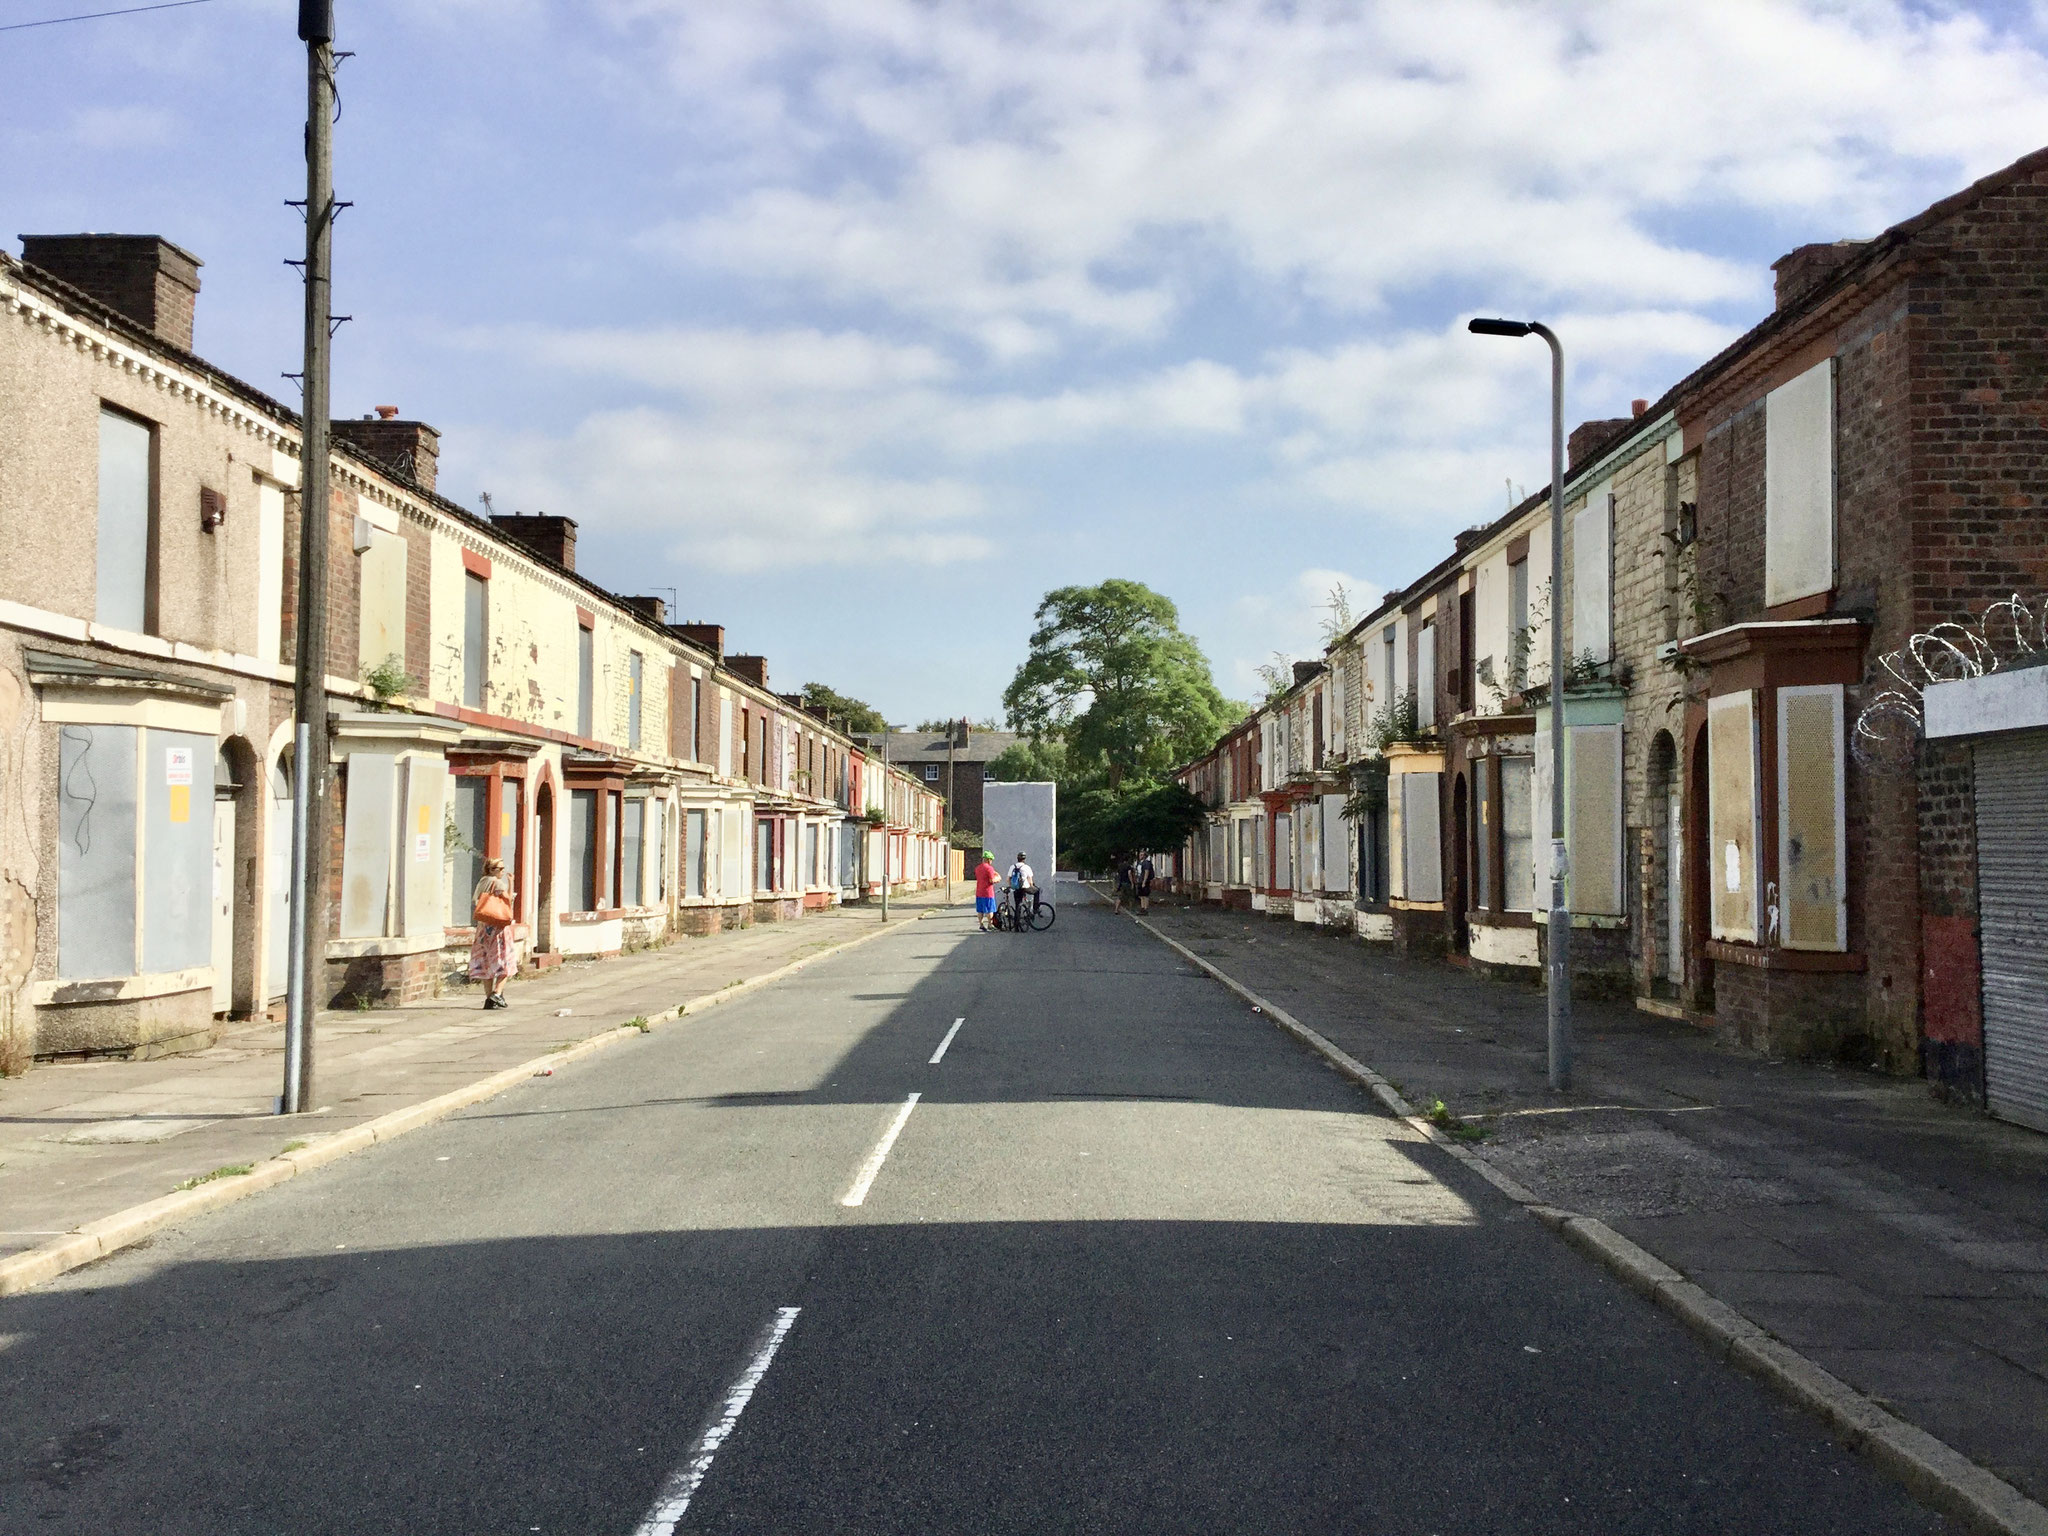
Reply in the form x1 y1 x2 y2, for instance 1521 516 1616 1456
0 906 949 1302
1132 914 2048 1536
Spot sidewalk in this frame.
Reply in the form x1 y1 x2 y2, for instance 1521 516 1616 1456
1140 900 2048 1508
0 892 955 1263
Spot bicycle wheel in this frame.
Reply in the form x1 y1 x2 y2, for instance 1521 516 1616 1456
993 903 1014 931
1029 901 1056 931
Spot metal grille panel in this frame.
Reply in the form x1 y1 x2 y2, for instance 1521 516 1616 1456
1976 733 2048 1133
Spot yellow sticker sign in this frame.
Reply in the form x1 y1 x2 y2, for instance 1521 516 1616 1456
165 747 193 824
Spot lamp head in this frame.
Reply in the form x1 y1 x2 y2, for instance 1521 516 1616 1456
1468 318 1532 337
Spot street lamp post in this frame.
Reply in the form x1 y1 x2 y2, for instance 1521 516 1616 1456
1469 317 1571 1090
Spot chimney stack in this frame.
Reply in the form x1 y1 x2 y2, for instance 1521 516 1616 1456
1771 240 1869 311
1567 417 1632 473
670 622 724 661
331 412 441 492
618 595 668 626
19 234 202 351
726 654 769 689
1631 398 1649 418
488 511 578 571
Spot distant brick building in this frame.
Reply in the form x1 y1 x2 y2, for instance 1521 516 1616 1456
861 726 1019 836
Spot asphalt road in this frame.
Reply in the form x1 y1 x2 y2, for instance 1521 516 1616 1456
1 882 1948 1533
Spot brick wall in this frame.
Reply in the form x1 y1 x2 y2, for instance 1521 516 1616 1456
1906 168 2048 630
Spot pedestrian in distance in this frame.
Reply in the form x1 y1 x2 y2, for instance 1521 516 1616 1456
973 850 1000 931
470 856 515 1009
1113 858 1133 913
1135 852 1156 915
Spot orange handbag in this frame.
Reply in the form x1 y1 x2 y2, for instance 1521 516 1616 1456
473 887 514 927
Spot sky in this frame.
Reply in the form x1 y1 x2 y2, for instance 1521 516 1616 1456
6 0 2048 722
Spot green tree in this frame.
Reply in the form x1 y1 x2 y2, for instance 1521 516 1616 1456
1002 580 1233 789
1062 780 1209 871
985 736 1071 785
800 682 889 735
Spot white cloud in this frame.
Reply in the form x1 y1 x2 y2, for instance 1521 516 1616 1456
600 0 2048 348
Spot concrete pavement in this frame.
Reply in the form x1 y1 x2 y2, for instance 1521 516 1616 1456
1138 898 2048 1515
1 881 1947 1532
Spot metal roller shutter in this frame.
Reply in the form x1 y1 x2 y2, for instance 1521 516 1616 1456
1976 733 2048 1133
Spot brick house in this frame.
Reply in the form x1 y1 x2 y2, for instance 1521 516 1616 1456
1173 146 2048 1129
865 725 1019 836
0 233 946 1066
1672 147 2048 1118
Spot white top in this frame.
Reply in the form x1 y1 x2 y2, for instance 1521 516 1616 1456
1009 861 1035 890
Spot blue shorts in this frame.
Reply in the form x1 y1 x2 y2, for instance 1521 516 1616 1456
975 896 996 914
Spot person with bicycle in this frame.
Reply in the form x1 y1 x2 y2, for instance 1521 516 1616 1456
1007 852 1035 933
973 850 999 931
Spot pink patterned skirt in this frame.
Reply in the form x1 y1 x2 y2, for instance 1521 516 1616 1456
468 922 514 981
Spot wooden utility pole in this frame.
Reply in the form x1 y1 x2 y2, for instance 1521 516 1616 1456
283 0 336 1114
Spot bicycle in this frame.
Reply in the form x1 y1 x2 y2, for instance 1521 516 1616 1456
999 889 1055 932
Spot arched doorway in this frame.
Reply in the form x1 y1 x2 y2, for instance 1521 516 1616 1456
1685 720 1713 1012
1647 731 1680 995
534 780 556 954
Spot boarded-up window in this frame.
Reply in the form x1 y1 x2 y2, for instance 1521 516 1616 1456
462 572 488 710
687 808 707 896
256 480 286 664
569 788 599 911
717 692 734 777
341 753 398 940
1567 723 1623 915
1501 756 1534 912
1572 483 1613 663
648 799 665 903
444 774 488 927
57 723 138 978
1533 723 1621 916
1708 692 1761 942
1777 684 1846 951
576 624 595 738
1416 624 1437 729
97 409 152 632
622 796 644 907
1473 758 1492 909
1765 359 1835 607
1274 813 1294 890
1398 772 1443 902
141 730 213 974
627 651 644 748
357 529 408 677
1322 793 1349 891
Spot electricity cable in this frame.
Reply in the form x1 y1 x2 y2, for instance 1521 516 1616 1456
1 0 218 34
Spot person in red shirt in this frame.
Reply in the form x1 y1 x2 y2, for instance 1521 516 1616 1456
972 852 1000 930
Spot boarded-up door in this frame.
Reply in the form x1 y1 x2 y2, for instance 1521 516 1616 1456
1976 733 2048 1133
212 791 235 1012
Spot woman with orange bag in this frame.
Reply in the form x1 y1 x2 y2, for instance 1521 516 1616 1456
470 855 515 1009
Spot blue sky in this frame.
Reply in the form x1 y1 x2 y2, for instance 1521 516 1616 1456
6 0 2048 721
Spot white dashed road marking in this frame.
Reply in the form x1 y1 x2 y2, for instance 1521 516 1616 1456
929 1018 966 1065
840 1092 921 1207
630 1306 801 1535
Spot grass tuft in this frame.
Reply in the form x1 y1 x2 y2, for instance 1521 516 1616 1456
176 1164 254 1191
